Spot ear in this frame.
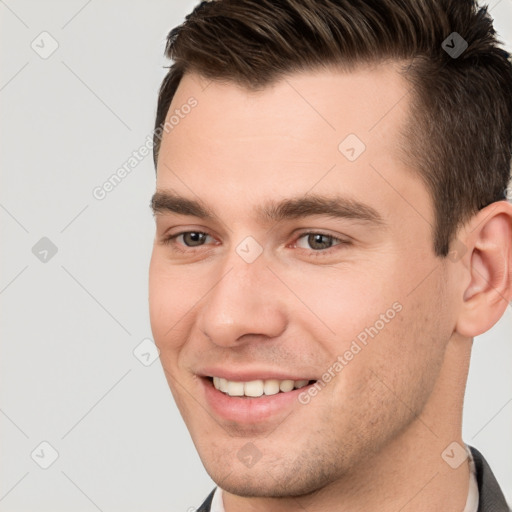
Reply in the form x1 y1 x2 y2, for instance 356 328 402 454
454 200 512 338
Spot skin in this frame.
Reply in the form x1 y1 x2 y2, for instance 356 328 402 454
148 64 512 511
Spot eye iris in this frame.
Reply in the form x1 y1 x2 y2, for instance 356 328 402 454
183 232 206 247
308 234 332 250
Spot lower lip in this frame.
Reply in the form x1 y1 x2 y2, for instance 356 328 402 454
200 377 315 424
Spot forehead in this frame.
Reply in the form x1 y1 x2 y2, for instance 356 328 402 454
162 65 408 150
155 65 431 229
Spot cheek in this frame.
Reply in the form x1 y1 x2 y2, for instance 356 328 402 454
148 253 192 352
148 254 201 413
362 282 450 409
280 263 403 351
287 260 448 398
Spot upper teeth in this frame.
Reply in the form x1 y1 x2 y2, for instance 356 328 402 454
212 377 310 397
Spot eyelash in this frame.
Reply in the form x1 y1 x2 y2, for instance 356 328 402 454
161 230 350 257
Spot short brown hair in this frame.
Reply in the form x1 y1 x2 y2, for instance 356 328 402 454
153 0 512 257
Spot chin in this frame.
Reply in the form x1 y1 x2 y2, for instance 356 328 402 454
203 456 342 500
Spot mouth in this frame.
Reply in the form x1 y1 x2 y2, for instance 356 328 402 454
199 373 320 423
207 376 317 398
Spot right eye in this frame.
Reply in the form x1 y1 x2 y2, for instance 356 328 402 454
162 231 214 249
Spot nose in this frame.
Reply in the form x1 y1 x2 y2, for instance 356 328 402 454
196 248 288 347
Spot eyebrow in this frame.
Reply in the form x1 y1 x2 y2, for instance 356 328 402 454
150 190 385 226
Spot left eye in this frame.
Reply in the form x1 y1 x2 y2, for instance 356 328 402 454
295 233 344 251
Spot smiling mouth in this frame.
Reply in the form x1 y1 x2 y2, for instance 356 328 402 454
208 376 317 398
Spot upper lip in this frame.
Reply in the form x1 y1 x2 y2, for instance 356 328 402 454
197 367 317 382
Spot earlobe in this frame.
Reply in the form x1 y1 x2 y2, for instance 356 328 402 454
455 202 512 338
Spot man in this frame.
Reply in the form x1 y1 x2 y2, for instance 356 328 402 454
148 0 512 510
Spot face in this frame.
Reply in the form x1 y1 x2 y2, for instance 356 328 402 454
149 65 457 497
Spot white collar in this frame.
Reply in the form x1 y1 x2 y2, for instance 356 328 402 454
210 483 225 512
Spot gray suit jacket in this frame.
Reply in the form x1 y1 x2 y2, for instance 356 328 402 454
196 446 510 511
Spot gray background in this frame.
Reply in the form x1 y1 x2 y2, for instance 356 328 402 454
1 1 511 510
